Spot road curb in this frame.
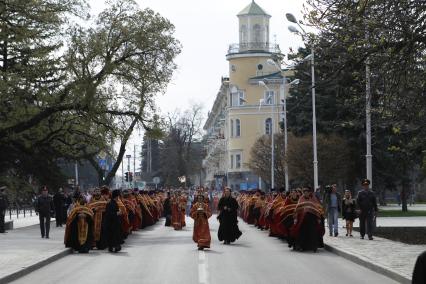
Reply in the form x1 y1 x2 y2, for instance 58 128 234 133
0 248 72 284
324 243 411 284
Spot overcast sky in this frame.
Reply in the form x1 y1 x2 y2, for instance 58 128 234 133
89 0 307 170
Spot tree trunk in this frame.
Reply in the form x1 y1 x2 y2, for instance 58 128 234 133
401 183 408 212
103 117 139 186
379 186 386 206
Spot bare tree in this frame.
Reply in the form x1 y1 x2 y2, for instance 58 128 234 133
159 104 204 186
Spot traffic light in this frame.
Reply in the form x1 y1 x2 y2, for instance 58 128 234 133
129 172 133 182
125 172 129 182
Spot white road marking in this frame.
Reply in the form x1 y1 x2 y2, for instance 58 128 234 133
198 250 209 284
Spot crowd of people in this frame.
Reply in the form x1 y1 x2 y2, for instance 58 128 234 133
62 186 163 253
3 178 378 255
236 178 379 252
238 186 325 252
162 187 242 250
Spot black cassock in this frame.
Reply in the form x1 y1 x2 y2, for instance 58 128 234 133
163 198 172 227
103 200 122 249
217 197 242 243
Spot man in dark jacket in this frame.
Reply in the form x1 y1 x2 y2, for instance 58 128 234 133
0 186 9 233
356 179 378 240
323 184 341 237
35 186 54 238
53 188 65 227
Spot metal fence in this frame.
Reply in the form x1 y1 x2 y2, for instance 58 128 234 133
227 42 281 54
6 206 35 220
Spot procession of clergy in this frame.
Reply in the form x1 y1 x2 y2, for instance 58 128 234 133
64 185 323 253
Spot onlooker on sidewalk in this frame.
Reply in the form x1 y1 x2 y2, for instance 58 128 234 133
356 179 378 240
35 186 54 238
314 186 323 204
323 184 341 237
342 190 357 237
64 189 72 217
0 186 9 233
412 250 426 284
53 188 65 227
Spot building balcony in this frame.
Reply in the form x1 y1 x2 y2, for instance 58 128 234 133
227 42 280 55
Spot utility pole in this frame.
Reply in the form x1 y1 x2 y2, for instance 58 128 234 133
126 154 131 188
74 161 79 186
133 144 136 187
121 159 124 186
365 26 373 189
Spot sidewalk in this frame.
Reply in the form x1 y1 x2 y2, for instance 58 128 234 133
324 217 426 283
379 204 426 211
0 224 69 284
7 215 41 229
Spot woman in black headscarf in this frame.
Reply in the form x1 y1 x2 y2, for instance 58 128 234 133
217 187 242 245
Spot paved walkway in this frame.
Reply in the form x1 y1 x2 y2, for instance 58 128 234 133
1 216 424 283
379 204 426 211
10 217 396 284
324 217 426 283
353 216 426 227
0 224 67 283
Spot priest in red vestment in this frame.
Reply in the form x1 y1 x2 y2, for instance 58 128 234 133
190 194 212 250
290 187 324 252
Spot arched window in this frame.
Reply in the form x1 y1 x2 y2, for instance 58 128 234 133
235 119 241 137
253 24 262 43
265 118 272 135
230 119 234 137
240 24 248 43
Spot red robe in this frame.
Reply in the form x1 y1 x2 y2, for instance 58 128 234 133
267 195 286 237
190 202 212 248
290 194 324 239
179 196 187 227
87 198 107 244
171 197 183 230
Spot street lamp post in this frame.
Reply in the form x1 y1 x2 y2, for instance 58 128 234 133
266 59 300 192
286 13 319 190
259 76 298 191
258 81 275 190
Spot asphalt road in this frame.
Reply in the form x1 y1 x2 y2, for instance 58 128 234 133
11 216 398 284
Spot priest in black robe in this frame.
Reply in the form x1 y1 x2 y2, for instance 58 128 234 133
103 189 123 253
217 187 242 244
163 192 172 226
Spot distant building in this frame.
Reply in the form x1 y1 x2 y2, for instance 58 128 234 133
203 1 292 191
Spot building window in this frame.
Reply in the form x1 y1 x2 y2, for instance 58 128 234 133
240 25 248 43
230 91 245 107
253 24 262 43
235 119 241 137
265 118 272 135
230 154 234 169
230 119 234 137
235 154 241 169
264 90 274 105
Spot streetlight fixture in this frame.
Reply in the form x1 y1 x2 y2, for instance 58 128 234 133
286 13 319 191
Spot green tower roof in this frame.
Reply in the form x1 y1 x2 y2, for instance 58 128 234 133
238 1 270 17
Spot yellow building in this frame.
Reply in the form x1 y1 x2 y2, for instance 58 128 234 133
204 1 292 190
